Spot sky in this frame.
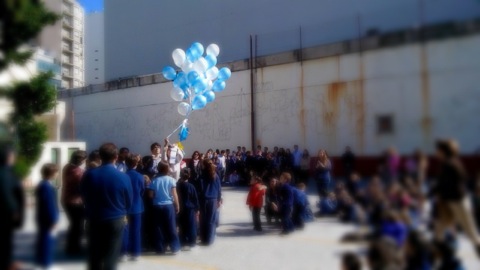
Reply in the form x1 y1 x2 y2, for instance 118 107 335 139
78 0 103 13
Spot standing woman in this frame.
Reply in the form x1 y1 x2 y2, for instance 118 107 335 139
432 139 480 256
188 151 202 182
197 159 222 245
315 149 332 201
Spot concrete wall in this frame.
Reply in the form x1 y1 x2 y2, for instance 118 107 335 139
104 0 480 81
60 34 480 156
85 12 105 84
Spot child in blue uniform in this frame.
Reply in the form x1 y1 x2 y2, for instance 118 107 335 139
197 159 222 245
177 168 200 250
279 172 295 235
35 164 60 269
121 154 145 261
147 162 181 254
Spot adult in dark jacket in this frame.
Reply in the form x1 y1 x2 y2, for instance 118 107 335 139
197 159 222 245
61 150 87 255
0 145 24 270
81 143 133 270
432 139 480 257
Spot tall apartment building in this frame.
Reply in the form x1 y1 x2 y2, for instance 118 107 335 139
38 0 85 89
85 12 105 85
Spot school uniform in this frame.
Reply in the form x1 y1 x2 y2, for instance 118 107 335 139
35 179 59 268
279 183 295 234
247 183 266 231
292 188 308 229
197 173 222 245
81 164 133 270
122 169 145 258
177 180 200 247
147 175 180 253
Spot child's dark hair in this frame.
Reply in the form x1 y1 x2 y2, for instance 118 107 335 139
180 167 191 180
341 252 361 270
252 175 262 183
126 154 140 169
297 183 306 190
41 163 59 179
157 161 170 176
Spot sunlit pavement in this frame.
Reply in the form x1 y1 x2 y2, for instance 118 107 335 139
14 187 480 270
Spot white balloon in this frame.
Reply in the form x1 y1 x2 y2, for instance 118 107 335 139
170 87 185 101
181 61 193 73
206 44 220 57
193 57 208 74
206 80 213 91
177 102 191 116
172 49 186 67
205 66 219 80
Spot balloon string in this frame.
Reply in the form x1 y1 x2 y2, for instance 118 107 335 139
166 121 184 140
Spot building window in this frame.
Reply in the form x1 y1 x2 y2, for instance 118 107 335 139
95 59 98 61
95 68 98 70
377 115 394 135
95 77 99 79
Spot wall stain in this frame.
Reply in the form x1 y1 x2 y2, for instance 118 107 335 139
356 54 366 154
420 45 432 147
323 81 347 148
299 64 306 147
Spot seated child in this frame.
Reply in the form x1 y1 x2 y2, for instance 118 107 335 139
319 192 338 216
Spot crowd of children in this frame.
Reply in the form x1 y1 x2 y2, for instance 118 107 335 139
5 138 480 269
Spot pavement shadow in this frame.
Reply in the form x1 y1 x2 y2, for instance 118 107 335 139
14 230 87 264
217 222 281 238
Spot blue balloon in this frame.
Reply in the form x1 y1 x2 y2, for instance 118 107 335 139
162 66 177 81
186 48 199 63
193 77 208 94
205 54 217 69
179 126 189 142
192 95 207 110
204 91 215 103
173 72 188 90
217 67 231 81
191 42 204 56
212 80 226 92
187 71 199 87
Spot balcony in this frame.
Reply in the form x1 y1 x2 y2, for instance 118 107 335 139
62 44 73 54
62 72 73 78
62 33 73 41
62 19 73 30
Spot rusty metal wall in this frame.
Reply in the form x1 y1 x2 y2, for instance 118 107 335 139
60 34 480 155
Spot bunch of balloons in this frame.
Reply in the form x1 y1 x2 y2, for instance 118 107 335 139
162 42 231 141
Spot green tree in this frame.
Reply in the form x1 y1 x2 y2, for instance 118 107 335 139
1 0 59 177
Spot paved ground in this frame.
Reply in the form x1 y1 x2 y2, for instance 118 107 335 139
14 186 480 270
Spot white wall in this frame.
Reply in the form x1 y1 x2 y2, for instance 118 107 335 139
61 34 480 156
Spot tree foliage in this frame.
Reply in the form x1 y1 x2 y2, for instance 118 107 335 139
1 0 59 178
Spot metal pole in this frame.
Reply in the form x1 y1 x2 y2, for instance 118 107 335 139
299 26 303 64
249 35 255 151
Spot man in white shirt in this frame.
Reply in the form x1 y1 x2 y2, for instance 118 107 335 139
163 138 185 180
